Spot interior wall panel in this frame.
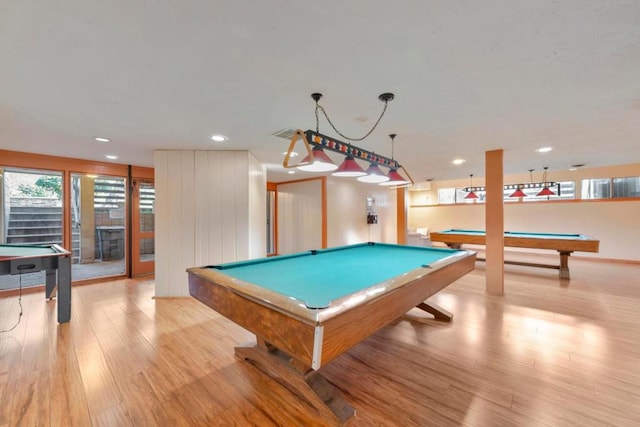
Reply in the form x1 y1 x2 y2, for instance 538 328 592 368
248 154 266 259
154 151 170 296
155 150 266 296
277 180 322 254
326 178 398 246
220 153 237 263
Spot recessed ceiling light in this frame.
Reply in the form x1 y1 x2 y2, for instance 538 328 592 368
536 147 553 153
94 137 110 143
452 158 466 165
105 154 119 160
288 170 295 174
211 134 228 142
282 151 299 157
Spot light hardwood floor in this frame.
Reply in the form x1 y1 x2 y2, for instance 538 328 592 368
1 257 640 426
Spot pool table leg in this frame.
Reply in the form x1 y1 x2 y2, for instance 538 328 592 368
235 338 355 424
416 301 453 321
45 269 56 299
53 255 72 323
558 251 572 280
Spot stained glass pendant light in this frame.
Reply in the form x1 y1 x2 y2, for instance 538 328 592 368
464 174 479 199
297 146 338 172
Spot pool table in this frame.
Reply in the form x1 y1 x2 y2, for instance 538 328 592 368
188 242 476 423
429 229 600 280
0 244 72 323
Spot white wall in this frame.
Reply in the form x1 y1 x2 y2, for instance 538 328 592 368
155 150 265 296
326 178 397 246
277 179 322 254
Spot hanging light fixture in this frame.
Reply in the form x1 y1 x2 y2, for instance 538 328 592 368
281 92 413 186
379 134 411 187
509 185 527 198
332 153 366 177
357 162 389 183
460 168 560 199
536 166 556 196
464 174 479 199
296 145 338 172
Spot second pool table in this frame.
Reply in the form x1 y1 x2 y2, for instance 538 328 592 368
188 242 476 423
0 243 71 323
429 229 600 279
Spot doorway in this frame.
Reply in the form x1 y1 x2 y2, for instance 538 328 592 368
132 179 155 276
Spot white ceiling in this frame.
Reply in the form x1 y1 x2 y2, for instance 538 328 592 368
2 1 639 183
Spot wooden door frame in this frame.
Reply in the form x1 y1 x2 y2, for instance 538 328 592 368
131 178 155 276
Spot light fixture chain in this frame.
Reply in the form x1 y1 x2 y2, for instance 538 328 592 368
315 101 390 142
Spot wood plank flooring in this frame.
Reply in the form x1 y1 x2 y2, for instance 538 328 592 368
1 257 640 426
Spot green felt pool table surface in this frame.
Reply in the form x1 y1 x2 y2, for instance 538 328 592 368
0 244 63 259
209 242 461 308
433 229 594 240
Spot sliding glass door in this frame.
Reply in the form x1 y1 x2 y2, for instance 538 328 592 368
70 173 126 281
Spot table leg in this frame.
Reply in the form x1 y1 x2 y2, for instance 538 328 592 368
57 255 71 323
235 339 355 425
45 269 56 299
558 251 572 280
416 301 453 321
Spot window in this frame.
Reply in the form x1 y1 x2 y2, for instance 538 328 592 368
437 181 575 204
523 181 575 201
581 178 611 199
612 177 640 198
1 168 63 291
437 188 457 204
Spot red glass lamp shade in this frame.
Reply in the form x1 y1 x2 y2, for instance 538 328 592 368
510 187 527 198
357 162 389 183
537 186 555 196
297 146 338 172
464 191 479 199
379 168 410 186
331 154 366 177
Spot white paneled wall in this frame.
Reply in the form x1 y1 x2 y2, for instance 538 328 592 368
155 150 265 296
247 154 267 259
327 178 397 246
277 179 322 254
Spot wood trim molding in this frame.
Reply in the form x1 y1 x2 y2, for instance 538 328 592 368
396 188 406 244
0 149 129 176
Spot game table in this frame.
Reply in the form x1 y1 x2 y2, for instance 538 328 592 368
188 242 476 423
429 229 600 279
0 243 72 323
